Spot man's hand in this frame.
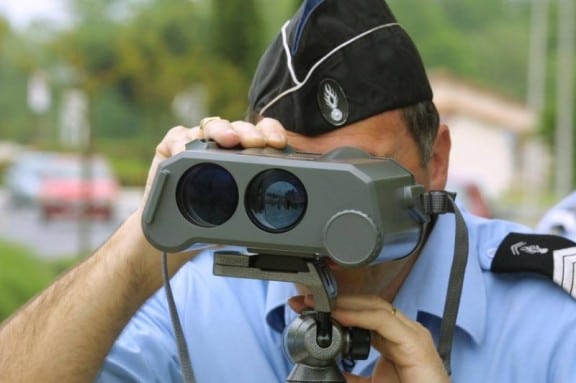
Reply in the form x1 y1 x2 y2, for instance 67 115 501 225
289 295 450 383
0 117 287 383
143 117 287 204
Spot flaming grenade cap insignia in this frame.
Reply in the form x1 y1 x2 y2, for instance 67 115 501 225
318 79 349 126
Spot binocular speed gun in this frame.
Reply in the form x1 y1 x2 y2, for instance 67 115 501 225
141 139 430 266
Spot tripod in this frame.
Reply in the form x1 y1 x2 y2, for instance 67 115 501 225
213 249 371 383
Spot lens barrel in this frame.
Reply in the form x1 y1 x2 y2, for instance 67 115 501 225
245 169 307 233
176 163 239 227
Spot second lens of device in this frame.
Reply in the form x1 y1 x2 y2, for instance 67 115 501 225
245 169 307 233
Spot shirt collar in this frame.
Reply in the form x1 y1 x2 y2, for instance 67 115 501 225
394 212 487 344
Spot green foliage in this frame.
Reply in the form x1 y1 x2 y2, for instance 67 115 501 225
0 0 573 187
39 0 257 161
0 16 9 51
392 0 532 98
102 136 153 186
92 87 143 139
211 0 263 75
0 241 74 322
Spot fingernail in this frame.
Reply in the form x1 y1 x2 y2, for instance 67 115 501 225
268 133 286 146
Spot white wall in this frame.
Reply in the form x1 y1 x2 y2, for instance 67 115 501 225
446 115 516 198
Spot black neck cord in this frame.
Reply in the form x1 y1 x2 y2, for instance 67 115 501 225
422 191 469 375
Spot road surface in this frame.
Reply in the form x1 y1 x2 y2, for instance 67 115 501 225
0 187 144 259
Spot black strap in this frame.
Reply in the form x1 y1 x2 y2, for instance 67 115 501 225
423 191 469 375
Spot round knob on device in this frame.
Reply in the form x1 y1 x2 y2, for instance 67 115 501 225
323 210 381 266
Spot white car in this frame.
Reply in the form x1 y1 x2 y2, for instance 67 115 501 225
4 151 56 208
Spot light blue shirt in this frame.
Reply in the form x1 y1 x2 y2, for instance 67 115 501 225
97 210 576 382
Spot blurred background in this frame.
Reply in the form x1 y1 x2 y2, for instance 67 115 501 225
0 0 574 320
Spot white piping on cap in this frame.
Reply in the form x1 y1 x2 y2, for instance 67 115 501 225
259 20 400 115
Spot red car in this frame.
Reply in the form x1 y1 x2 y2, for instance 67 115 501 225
38 154 119 221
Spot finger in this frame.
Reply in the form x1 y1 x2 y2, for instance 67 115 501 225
201 118 242 148
329 297 416 348
155 125 199 159
148 125 197 185
335 305 445 376
333 296 448 381
333 307 408 345
142 125 200 203
287 296 307 313
342 372 369 383
334 295 394 312
336 308 440 368
333 295 415 328
229 120 267 147
303 294 407 327
287 295 314 313
256 117 287 148
292 294 413 349
344 359 400 383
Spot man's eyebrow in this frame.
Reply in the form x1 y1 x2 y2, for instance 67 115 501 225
369 146 395 158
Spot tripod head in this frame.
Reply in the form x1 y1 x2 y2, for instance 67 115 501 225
284 311 371 382
213 249 371 382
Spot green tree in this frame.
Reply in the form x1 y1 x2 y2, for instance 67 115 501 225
0 20 44 144
211 0 264 76
41 0 258 184
0 16 9 52
1 1 573 189
392 0 532 99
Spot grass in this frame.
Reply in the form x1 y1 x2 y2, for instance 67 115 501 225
0 240 77 322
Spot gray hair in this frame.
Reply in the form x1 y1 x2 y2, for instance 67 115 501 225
401 100 440 166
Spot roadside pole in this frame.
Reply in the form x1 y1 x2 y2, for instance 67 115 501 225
27 71 52 145
59 88 92 258
555 0 575 198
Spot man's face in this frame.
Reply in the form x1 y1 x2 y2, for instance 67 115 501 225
286 109 449 297
286 110 441 190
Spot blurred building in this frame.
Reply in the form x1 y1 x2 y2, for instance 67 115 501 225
0 141 24 167
431 71 549 210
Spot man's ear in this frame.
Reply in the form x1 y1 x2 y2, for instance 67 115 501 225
429 123 451 190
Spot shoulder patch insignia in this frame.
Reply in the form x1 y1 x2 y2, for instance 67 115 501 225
492 232 576 299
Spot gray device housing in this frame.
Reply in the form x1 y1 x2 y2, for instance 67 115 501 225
142 140 429 266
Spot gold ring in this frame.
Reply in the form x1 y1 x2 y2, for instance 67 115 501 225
391 307 397 317
199 116 221 132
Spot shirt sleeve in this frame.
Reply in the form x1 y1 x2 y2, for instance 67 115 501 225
95 285 183 383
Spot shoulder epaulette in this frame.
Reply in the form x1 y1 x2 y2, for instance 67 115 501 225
492 232 576 299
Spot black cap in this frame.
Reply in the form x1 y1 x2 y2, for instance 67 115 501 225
248 0 433 135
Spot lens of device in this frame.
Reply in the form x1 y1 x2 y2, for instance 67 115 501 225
176 163 238 227
245 169 307 233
